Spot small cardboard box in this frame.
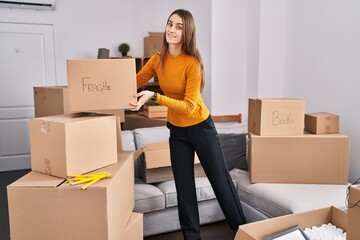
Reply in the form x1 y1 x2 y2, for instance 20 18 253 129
67 59 137 112
248 98 305 136
7 151 135 240
305 112 339 134
123 212 143 240
248 132 349 184
139 142 206 183
143 104 168 118
235 206 347 240
347 185 360 240
33 86 70 117
30 114 118 178
144 32 164 57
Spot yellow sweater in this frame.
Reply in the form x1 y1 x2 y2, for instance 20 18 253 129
137 52 210 127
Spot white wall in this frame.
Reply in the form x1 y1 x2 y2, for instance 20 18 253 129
0 0 212 104
282 0 360 182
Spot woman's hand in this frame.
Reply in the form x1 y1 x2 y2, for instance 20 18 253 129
129 90 154 111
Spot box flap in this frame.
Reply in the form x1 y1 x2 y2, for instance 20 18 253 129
7 171 64 188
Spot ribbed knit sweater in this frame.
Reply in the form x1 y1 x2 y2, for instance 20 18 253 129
137 52 209 127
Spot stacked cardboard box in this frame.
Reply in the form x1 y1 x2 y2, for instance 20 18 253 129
247 98 349 184
144 32 164 57
7 59 143 239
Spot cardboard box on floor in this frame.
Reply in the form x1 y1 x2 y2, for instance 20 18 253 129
248 98 305 136
347 185 360 240
235 206 347 240
305 112 339 134
30 114 118 178
66 59 137 112
33 86 70 117
248 132 349 184
7 151 135 240
144 32 164 57
138 142 206 183
33 85 125 121
124 212 143 240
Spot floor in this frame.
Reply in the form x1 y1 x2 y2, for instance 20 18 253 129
1 169 236 240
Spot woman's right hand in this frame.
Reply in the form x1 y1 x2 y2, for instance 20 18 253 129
129 90 154 111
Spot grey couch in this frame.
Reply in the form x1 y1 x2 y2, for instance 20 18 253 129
121 123 349 237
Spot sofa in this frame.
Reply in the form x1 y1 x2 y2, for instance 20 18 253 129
121 122 349 237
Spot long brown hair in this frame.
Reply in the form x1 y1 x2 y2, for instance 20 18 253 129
160 9 205 92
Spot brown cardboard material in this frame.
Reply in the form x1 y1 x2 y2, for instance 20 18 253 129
33 85 125 121
33 86 70 117
347 185 360 240
30 114 118 178
144 32 164 57
139 142 205 183
305 112 339 134
142 105 168 118
248 98 305 136
122 112 166 130
235 206 347 240
248 132 349 184
123 212 144 240
7 151 135 240
67 59 137 112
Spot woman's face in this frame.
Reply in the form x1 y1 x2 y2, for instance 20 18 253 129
166 13 183 46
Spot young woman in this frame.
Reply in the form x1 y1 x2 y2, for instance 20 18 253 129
130 9 246 240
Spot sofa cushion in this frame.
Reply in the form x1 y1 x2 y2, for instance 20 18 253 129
218 133 248 171
133 126 170 148
230 169 348 218
154 177 216 208
134 178 166 213
121 130 136 151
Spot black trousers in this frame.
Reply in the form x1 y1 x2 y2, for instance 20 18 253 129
167 116 246 240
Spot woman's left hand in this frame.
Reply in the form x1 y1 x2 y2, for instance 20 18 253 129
129 90 154 111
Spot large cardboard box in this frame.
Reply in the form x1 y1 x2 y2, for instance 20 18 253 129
248 132 349 184
122 112 167 130
33 86 70 117
235 206 347 240
305 112 339 134
144 32 164 57
123 212 144 240
139 142 206 183
33 85 125 121
30 114 118 178
67 59 137 112
248 98 305 136
7 151 135 240
347 185 360 240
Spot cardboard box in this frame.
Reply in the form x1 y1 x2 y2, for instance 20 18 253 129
7 151 135 240
142 104 168 118
122 112 167 130
67 59 137 112
123 212 143 240
305 112 339 134
30 114 118 178
248 98 305 136
139 142 206 183
347 185 360 240
33 86 70 117
235 206 347 240
248 132 349 184
144 32 164 57
33 85 125 121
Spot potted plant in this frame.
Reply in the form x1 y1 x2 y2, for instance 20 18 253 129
118 43 130 56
